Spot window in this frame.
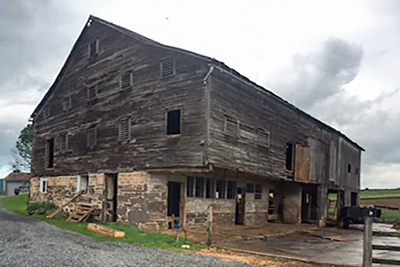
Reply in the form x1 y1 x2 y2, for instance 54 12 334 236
227 181 237 199
40 177 48 193
166 109 181 135
62 96 72 111
88 39 99 58
77 175 89 193
205 178 214 199
45 138 55 168
246 183 254 193
120 72 132 90
195 177 205 197
87 86 97 101
285 143 294 171
348 164 352 173
216 180 226 199
119 118 131 141
224 117 238 137
87 127 97 148
160 57 175 78
257 128 270 147
186 176 194 197
255 184 262 200
60 133 71 152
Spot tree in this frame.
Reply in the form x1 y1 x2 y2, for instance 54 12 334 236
12 123 33 172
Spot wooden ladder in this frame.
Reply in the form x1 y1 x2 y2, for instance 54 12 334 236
66 202 97 223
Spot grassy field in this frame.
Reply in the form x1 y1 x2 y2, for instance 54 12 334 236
0 195 204 251
360 189 400 200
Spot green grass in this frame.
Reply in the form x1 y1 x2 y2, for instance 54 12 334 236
360 189 400 200
0 195 205 251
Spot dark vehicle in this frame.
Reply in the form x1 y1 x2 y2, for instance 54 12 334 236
341 206 381 229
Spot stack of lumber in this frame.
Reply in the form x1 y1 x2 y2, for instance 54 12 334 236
87 223 125 238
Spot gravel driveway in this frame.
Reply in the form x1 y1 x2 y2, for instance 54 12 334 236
0 207 247 267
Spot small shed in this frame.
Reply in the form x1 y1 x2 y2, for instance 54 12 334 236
5 172 30 196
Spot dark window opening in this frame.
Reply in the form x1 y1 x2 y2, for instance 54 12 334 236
216 180 226 199
195 177 204 197
227 181 237 199
120 72 132 90
87 127 97 148
351 192 358 206
167 109 181 135
119 118 130 141
285 143 294 171
186 176 194 197
160 57 175 78
46 139 55 168
255 184 262 199
348 164 352 173
246 183 254 193
205 178 214 199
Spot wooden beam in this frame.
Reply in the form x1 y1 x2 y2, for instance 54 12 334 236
46 190 84 219
363 216 373 267
373 245 400 251
372 258 400 265
373 231 400 238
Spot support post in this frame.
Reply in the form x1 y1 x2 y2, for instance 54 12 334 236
363 216 373 267
206 205 213 246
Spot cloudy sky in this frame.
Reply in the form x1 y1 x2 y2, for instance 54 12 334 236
0 0 399 188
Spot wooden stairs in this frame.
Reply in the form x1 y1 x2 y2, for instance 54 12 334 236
66 202 97 223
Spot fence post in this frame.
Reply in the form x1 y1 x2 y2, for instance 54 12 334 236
206 205 213 246
363 216 373 267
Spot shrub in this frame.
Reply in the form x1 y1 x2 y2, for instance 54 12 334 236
28 202 58 215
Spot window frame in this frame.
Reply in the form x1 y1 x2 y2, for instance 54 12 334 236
40 177 49 193
119 118 131 141
166 109 182 136
160 57 175 78
120 72 133 90
77 175 89 193
88 39 99 58
45 138 55 169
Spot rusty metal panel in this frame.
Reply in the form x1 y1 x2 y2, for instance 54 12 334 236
294 145 311 183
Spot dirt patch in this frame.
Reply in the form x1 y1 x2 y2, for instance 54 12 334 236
361 199 400 209
197 248 340 267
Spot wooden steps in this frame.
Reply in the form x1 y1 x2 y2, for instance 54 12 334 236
46 190 84 219
66 202 97 223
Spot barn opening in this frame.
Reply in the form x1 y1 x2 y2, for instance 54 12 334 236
166 109 181 135
45 138 55 168
167 181 181 229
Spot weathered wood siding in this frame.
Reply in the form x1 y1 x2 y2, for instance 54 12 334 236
32 20 209 176
207 68 361 189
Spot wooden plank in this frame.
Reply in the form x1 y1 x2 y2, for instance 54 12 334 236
373 245 400 251
372 258 400 265
46 190 84 219
294 145 311 183
363 216 373 267
373 231 400 238
87 223 125 238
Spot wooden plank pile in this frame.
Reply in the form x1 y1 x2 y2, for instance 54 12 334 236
87 223 125 238
66 202 97 223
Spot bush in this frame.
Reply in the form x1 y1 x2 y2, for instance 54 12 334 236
28 202 58 215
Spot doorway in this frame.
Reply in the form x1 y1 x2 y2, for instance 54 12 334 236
167 182 181 228
301 187 317 223
105 173 118 222
235 187 245 225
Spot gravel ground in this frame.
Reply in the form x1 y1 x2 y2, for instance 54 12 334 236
0 207 248 267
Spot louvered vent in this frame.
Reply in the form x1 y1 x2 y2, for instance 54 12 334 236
120 72 132 90
62 97 72 111
257 129 270 147
88 40 98 58
225 118 238 137
119 118 130 140
87 127 97 148
87 86 97 100
160 58 175 78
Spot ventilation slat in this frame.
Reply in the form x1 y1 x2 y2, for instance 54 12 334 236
161 58 175 78
119 119 130 140
120 72 132 90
